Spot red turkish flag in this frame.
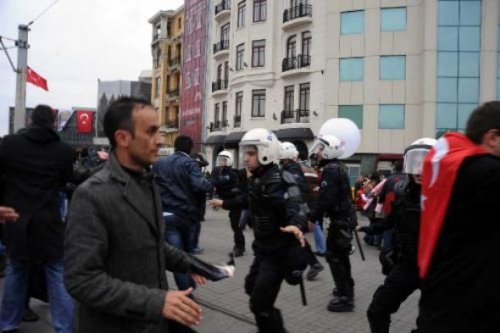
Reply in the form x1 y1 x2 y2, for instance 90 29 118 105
76 110 94 133
26 66 48 91
418 132 487 279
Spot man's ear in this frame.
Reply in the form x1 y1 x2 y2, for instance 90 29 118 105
483 129 500 147
114 129 131 148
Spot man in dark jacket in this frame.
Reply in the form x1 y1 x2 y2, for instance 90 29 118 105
153 136 213 291
0 105 74 333
65 97 230 333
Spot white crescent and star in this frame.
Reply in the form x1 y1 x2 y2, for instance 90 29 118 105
79 113 89 124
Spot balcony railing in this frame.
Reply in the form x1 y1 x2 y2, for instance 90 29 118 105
213 40 230 54
282 54 311 72
168 57 181 67
233 115 241 128
280 109 310 124
283 4 312 23
165 119 179 129
215 0 231 15
208 120 230 132
212 79 229 92
167 88 180 97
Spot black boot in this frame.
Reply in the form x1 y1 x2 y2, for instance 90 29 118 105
255 309 286 333
306 263 324 281
327 296 354 312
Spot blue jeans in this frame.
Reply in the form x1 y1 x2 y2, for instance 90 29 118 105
0 259 74 333
313 221 326 254
164 215 197 290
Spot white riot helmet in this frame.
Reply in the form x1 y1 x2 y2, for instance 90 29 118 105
278 141 299 161
239 128 279 165
311 135 344 160
403 138 437 176
217 150 233 167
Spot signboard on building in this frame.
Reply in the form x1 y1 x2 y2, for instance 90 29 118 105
181 0 207 152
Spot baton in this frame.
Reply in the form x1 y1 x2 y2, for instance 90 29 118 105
299 276 307 306
354 229 366 261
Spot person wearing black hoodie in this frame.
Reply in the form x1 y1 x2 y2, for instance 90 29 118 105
0 105 74 333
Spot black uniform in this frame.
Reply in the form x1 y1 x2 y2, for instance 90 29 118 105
223 163 307 333
212 165 245 253
310 159 357 312
360 178 421 333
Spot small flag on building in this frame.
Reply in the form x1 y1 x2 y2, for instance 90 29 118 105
26 66 49 91
76 110 94 133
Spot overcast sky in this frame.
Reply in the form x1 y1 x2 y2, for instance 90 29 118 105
0 0 184 136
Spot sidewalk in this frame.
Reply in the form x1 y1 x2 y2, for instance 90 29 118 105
0 208 419 332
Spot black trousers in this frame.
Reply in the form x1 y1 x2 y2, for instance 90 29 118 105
367 263 420 333
326 226 354 298
229 209 245 250
245 254 287 333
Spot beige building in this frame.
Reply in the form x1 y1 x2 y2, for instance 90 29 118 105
149 6 184 147
205 0 499 177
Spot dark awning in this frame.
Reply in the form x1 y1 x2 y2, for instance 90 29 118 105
275 128 315 141
205 134 226 145
224 131 246 148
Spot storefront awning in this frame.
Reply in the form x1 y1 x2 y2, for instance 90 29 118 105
205 134 226 145
224 131 246 148
275 128 315 141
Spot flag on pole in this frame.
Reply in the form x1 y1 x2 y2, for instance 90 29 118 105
26 66 49 91
76 110 94 133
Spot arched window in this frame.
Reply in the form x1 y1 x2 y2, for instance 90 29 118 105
287 35 296 59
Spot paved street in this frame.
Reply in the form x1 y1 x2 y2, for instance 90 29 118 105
0 207 419 332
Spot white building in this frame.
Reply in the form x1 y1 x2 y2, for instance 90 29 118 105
205 0 500 178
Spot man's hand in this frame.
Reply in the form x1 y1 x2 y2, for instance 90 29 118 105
280 225 305 247
191 274 207 285
208 199 223 210
162 288 202 327
0 206 19 223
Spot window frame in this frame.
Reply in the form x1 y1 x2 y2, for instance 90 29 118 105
236 43 245 71
253 0 267 23
379 104 405 129
251 39 266 67
340 10 365 35
238 1 246 28
299 83 310 111
380 7 407 32
251 89 266 117
235 91 243 116
284 85 294 112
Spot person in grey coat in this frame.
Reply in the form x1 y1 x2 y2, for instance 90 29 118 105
64 97 215 333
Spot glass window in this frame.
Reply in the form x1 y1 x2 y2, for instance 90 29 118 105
221 23 230 42
340 11 364 35
438 27 459 51
438 1 459 26
236 44 245 71
437 77 458 103
458 78 479 103
302 31 311 57
340 58 364 81
253 0 267 23
380 56 406 80
381 8 407 32
214 103 220 122
457 103 475 130
235 91 243 116
459 27 480 51
238 1 246 28
284 85 294 112
459 1 481 26
299 83 310 111
379 104 405 129
287 35 296 59
436 103 458 129
458 52 479 77
339 105 363 129
252 89 266 117
438 52 458 77
222 101 228 123
252 40 266 67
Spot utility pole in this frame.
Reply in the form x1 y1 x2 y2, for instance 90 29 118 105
13 24 29 132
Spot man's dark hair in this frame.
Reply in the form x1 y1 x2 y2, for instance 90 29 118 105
393 160 403 173
31 104 55 126
103 96 153 148
466 101 500 144
174 135 193 154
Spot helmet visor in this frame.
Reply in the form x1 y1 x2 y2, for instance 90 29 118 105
217 156 229 167
404 148 430 175
310 139 327 156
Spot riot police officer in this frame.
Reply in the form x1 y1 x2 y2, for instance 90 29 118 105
278 142 324 281
209 129 307 333
358 138 436 333
211 150 245 256
309 135 357 312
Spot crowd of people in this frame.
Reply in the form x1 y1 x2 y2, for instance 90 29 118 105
0 97 498 332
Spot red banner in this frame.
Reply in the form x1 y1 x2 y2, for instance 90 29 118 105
26 66 48 91
76 110 94 133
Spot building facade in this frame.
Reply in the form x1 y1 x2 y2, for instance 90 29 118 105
149 7 184 148
204 0 500 177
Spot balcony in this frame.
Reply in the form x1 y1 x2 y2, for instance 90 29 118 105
165 119 179 129
280 109 310 124
215 0 231 21
212 79 229 96
233 115 241 128
283 4 312 30
167 88 180 100
208 120 230 132
168 57 181 68
281 55 311 77
213 40 230 59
